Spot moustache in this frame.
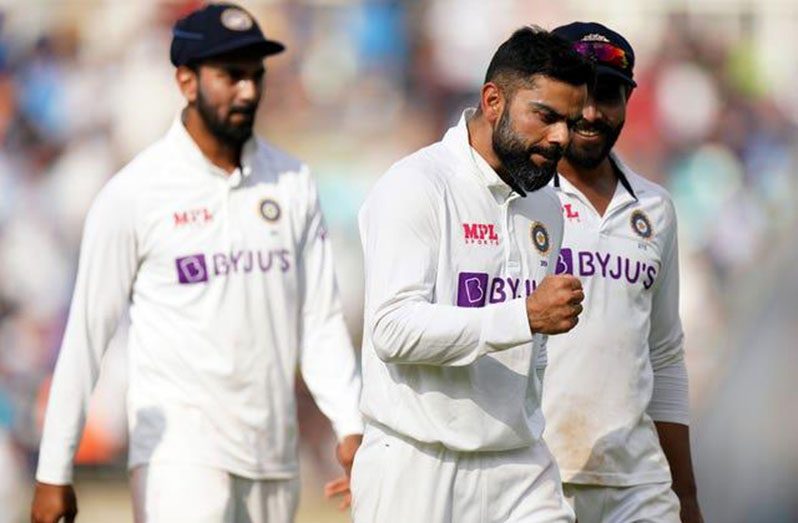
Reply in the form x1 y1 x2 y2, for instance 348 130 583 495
229 106 257 118
528 144 563 163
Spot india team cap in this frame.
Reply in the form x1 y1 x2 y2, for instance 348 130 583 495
170 2 285 67
552 22 636 88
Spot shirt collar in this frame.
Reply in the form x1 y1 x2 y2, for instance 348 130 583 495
167 115 257 186
553 152 642 200
443 108 517 203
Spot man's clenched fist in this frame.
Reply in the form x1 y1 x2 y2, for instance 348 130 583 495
526 274 584 335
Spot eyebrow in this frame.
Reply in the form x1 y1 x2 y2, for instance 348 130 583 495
529 102 582 125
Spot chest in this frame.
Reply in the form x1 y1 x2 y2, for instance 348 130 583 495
443 187 561 307
137 176 302 286
556 194 664 293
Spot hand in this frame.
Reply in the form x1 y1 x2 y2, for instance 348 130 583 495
31 481 78 523
324 475 352 511
679 494 704 523
336 434 362 478
526 274 583 334
324 434 362 511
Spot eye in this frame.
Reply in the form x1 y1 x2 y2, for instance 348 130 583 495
593 84 624 104
538 111 559 125
225 67 246 82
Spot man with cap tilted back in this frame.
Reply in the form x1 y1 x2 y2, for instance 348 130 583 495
30 4 363 522
541 22 704 523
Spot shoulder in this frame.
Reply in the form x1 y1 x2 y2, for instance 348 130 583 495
614 156 677 221
91 142 164 209
629 171 677 222
618 164 679 246
367 143 453 204
254 138 306 175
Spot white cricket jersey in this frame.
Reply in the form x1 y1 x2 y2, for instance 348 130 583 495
358 109 563 452
36 119 363 484
542 155 688 486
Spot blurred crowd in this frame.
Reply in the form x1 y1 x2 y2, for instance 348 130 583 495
0 1 796 521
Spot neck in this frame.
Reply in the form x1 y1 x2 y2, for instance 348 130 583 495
558 155 617 197
466 111 524 194
182 108 242 174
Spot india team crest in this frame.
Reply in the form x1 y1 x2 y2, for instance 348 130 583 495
259 198 281 222
221 7 254 31
530 222 550 254
630 209 653 239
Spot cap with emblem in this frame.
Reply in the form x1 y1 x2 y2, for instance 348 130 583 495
170 2 285 67
552 21 636 88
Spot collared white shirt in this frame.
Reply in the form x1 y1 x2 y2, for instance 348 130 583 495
358 109 563 451
542 155 688 486
36 118 363 484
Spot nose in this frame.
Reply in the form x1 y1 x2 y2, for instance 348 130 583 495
237 78 259 104
548 121 570 148
582 95 601 121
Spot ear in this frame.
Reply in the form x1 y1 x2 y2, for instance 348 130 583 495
480 82 505 125
176 65 199 104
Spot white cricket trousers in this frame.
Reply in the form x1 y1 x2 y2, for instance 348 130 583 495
562 481 680 523
131 463 300 523
351 422 574 523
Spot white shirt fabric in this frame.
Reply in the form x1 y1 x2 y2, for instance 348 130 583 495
36 118 364 484
542 155 689 486
358 109 563 452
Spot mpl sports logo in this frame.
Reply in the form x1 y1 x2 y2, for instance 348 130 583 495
555 248 658 289
462 223 500 246
174 207 213 227
457 272 538 307
175 249 292 284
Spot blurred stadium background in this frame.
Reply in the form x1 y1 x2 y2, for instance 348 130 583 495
0 0 796 521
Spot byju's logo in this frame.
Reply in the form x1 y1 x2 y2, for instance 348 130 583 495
176 254 209 284
555 247 658 289
175 249 292 285
457 272 489 307
556 248 574 275
457 272 539 307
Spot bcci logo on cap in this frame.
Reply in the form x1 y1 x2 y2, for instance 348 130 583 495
630 210 653 239
221 8 253 31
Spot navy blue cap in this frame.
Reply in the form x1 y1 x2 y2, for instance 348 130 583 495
552 22 636 88
170 3 285 67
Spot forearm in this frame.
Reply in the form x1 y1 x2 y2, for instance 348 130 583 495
301 316 364 439
654 421 698 499
370 296 532 366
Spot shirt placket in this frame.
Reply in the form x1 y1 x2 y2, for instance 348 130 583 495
228 169 244 248
503 193 522 279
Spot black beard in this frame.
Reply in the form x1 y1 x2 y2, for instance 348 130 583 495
196 88 256 146
564 119 624 169
493 109 561 195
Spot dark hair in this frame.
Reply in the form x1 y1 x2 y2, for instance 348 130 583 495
485 26 593 94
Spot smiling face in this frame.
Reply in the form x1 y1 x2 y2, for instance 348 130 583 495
564 75 629 169
490 75 587 192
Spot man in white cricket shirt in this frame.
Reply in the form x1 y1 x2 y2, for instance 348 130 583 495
30 4 363 523
353 27 592 522
542 22 704 523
